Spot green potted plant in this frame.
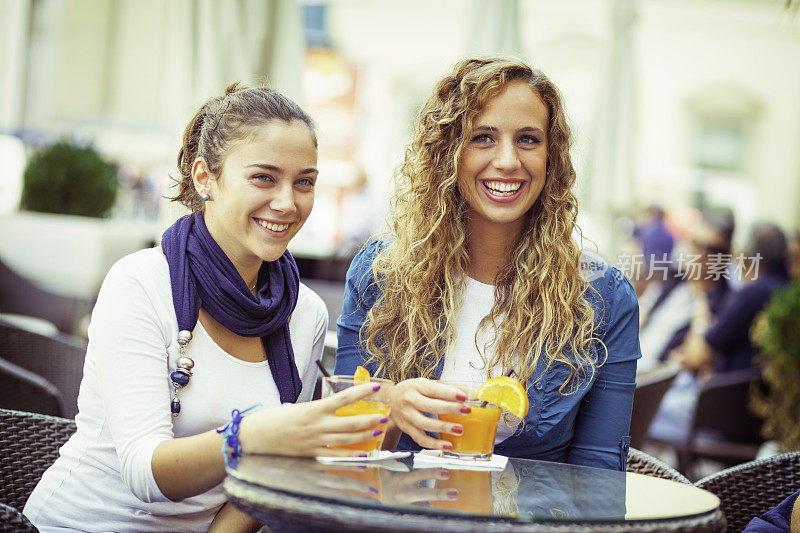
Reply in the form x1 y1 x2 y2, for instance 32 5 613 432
20 140 118 218
0 140 154 301
751 278 800 451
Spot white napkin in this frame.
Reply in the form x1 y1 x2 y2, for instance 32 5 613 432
315 450 412 465
413 449 508 471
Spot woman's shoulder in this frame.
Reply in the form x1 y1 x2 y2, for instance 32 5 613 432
579 250 638 331
345 237 386 285
90 247 174 341
349 237 384 267
579 251 634 296
296 282 328 318
102 247 168 289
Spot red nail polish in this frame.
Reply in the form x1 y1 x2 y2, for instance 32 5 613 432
441 470 451 478
447 490 458 499
373 429 383 436
460 406 472 414
372 384 381 391
455 393 467 401
443 443 453 450
451 426 463 434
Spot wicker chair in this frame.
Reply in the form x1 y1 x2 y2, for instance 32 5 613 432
678 368 765 477
695 451 800 532
630 365 680 449
0 359 64 417
0 408 77 531
627 446 691 484
0 257 94 336
0 320 87 418
0 502 36 533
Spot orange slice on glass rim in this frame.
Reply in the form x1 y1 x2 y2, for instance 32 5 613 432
353 365 371 384
476 376 529 418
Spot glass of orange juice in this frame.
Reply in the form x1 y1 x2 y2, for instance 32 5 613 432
322 376 393 454
438 382 501 460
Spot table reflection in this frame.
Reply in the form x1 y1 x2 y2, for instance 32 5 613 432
230 454 632 521
509 458 626 520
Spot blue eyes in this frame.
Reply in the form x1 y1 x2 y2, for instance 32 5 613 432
252 174 315 188
469 133 542 145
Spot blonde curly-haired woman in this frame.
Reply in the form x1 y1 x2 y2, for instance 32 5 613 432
335 57 641 471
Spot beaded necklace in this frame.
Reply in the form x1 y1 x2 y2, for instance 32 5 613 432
169 280 258 416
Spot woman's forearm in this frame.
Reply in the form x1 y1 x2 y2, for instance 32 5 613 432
151 429 226 501
208 502 260 533
152 390 389 501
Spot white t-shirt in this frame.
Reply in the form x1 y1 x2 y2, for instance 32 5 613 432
24 248 327 532
438 277 520 442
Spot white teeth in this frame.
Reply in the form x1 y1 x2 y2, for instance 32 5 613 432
256 219 290 232
484 181 522 195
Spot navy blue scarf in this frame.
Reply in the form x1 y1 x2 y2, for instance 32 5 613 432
161 212 302 404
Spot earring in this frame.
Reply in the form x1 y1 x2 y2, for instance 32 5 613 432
201 193 211 201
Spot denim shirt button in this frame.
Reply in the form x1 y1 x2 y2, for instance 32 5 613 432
534 382 543 391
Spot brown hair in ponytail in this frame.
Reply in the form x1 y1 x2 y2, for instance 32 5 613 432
169 83 317 212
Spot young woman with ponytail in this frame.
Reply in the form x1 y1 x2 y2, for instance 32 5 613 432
24 84 383 532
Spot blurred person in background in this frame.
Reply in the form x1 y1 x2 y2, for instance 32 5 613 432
637 215 733 373
687 222 790 374
336 57 641 471
24 85 385 533
649 221 790 443
632 204 675 296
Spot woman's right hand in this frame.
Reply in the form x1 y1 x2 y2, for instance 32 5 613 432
379 468 457 505
239 383 388 457
388 378 470 450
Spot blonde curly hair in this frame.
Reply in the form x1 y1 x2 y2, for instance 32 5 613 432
363 57 604 391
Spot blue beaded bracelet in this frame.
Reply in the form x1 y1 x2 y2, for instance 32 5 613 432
216 403 261 468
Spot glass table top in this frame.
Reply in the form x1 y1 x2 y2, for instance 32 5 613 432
226 454 720 523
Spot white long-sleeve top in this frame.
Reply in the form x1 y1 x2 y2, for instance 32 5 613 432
438 276 520 442
24 247 327 532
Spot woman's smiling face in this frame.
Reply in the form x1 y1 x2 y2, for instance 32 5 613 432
195 119 318 270
457 80 549 236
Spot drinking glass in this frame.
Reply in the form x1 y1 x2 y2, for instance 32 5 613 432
438 382 501 460
322 375 393 454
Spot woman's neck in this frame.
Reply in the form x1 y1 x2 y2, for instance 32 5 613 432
465 218 523 284
229 258 260 295
203 214 261 291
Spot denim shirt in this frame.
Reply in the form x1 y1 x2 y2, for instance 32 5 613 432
335 240 641 471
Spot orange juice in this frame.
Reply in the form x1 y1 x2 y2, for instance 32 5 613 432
332 399 391 452
431 469 493 513
439 403 501 458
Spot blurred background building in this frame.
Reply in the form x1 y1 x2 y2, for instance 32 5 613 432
1 0 799 294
